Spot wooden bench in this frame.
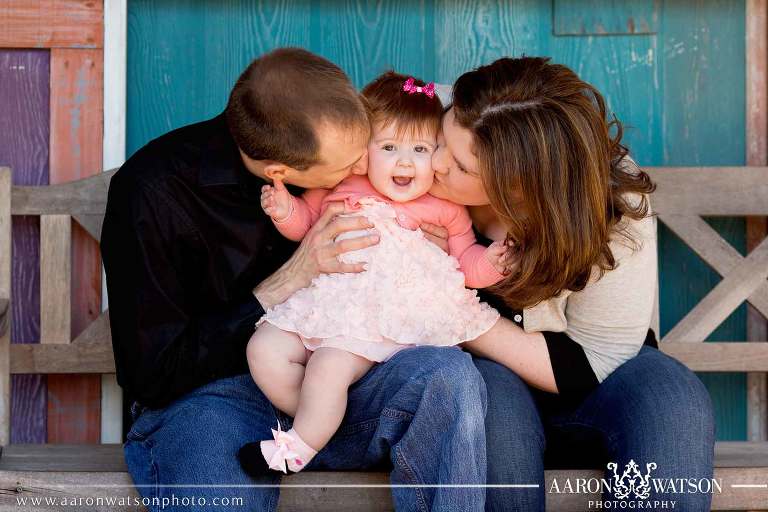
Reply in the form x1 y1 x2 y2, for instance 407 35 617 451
1 165 767 510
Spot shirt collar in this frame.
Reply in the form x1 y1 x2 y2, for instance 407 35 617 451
199 113 266 199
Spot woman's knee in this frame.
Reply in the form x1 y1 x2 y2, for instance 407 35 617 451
597 347 715 459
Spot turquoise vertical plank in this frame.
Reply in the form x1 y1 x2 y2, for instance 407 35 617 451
549 34 661 165
127 0 748 440
127 0 312 155
312 0 434 89
658 0 747 441
434 0 548 85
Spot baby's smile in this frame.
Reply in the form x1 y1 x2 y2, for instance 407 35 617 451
392 176 414 187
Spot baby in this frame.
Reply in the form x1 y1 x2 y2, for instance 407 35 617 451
239 71 507 475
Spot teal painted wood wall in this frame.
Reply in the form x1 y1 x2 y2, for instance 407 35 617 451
127 0 748 440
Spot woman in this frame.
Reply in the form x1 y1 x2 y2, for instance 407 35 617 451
422 57 715 510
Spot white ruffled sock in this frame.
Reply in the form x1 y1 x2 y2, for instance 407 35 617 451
260 427 318 473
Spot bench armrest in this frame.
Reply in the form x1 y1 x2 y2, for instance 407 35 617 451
0 297 8 338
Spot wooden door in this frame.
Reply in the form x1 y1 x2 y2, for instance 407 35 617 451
126 0 749 440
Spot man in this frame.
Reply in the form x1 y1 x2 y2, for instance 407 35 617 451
101 47 487 511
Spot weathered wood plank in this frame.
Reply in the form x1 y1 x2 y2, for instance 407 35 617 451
100 374 122 444
10 171 115 215
748 0 768 168
0 471 142 512
0 461 766 511
0 169 11 447
746 0 768 451
660 214 768 319
2 440 766 472
553 0 659 36
645 167 768 216
1 49 50 445
11 338 768 376
663 236 768 343
102 7 126 443
39 215 71 345
12 167 768 218
0 298 8 338
70 310 109 345
10 311 140 375
47 375 101 444
10 342 115 375
661 342 768 372
72 214 104 242
49 45 105 446
0 0 103 49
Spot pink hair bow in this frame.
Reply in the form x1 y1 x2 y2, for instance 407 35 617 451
403 77 435 98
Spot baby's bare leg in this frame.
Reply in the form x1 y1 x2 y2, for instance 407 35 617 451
246 323 308 416
293 347 375 450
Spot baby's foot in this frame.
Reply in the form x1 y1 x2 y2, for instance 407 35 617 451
244 422 318 475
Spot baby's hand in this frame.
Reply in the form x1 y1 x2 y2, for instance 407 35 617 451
260 179 292 222
485 240 514 275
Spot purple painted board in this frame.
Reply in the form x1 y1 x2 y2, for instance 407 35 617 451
0 49 50 444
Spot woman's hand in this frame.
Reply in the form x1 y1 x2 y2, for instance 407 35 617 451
261 179 293 222
420 222 449 253
253 201 380 308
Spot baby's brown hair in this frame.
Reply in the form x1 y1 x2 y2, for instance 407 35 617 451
361 71 443 139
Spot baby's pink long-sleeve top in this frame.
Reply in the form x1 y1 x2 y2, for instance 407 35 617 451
273 175 504 289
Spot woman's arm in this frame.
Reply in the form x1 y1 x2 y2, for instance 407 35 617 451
462 319 558 393
440 204 506 288
421 221 557 392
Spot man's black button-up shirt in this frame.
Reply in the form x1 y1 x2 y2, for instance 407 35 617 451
101 114 299 409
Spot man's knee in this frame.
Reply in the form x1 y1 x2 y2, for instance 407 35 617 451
414 347 488 418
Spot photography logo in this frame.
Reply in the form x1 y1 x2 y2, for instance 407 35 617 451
607 459 656 500
548 459 721 509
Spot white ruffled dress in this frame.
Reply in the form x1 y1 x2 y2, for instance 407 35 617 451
257 199 499 362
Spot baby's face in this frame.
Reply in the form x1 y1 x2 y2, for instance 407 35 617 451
367 122 436 202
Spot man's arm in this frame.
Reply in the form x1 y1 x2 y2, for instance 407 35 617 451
101 180 266 408
102 181 379 408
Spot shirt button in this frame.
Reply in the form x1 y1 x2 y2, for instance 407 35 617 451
266 245 273 251
514 314 523 323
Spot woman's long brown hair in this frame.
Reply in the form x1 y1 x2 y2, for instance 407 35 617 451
452 57 655 310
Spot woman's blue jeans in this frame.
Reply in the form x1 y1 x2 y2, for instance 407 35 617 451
476 345 716 511
124 346 487 512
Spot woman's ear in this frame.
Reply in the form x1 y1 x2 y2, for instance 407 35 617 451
263 163 292 183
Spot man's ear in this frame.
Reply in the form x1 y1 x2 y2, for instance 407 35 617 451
263 163 293 183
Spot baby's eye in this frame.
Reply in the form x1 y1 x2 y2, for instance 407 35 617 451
457 163 468 173
382 144 395 151
414 145 429 153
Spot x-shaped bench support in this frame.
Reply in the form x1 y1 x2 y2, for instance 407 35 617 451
660 214 768 342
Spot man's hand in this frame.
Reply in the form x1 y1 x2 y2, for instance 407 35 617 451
420 222 449 253
261 179 293 222
254 202 380 308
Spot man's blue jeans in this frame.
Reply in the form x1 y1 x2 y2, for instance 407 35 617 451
124 346 487 512
476 345 716 511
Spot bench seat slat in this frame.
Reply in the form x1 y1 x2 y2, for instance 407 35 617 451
1 441 766 472
1 444 767 511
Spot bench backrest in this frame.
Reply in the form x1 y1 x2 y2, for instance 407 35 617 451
0 166 767 446
0 167 115 445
